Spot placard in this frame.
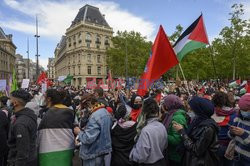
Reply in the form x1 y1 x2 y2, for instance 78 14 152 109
0 79 6 91
21 79 30 89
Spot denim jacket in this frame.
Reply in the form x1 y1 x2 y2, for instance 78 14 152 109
78 108 112 160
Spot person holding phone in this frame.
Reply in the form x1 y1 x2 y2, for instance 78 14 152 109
172 96 219 166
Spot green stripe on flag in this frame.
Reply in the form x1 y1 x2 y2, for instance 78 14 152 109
176 40 206 61
39 149 73 166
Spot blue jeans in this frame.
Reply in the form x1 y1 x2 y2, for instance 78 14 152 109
82 156 105 166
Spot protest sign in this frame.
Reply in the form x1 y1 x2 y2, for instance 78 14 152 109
0 79 6 91
21 79 30 89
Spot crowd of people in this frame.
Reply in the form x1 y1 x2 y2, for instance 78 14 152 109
0 80 250 166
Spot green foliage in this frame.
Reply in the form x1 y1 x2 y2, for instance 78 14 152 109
106 31 152 77
108 3 250 80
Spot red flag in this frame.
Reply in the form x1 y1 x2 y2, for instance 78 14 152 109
247 80 250 93
37 72 47 85
37 72 53 87
137 25 179 96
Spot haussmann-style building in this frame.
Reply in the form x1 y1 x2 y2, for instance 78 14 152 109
54 4 113 87
0 27 16 81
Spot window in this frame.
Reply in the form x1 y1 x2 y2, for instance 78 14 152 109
85 33 91 42
96 35 101 44
96 45 100 49
97 66 101 75
87 54 91 62
78 33 82 43
87 42 90 48
78 66 81 75
97 55 101 63
87 66 91 75
105 36 109 45
73 67 75 75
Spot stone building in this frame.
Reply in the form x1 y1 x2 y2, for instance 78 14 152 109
0 27 16 81
15 54 44 83
54 4 113 87
47 58 55 81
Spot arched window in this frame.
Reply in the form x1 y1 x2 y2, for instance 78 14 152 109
85 33 91 42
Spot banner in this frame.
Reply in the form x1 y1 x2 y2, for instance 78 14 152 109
21 79 30 89
0 79 7 91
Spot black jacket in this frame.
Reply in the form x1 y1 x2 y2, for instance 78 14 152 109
180 119 220 166
0 108 9 156
111 123 137 166
8 107 37 166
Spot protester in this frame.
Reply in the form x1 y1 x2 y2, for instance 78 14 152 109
130 98 167 166
129 95 143 121
229 93 250 166
111 104 137 166
212 92 237 166
0 96 10 166
94 87 109 106
38 89 75 166
162 94 188 166
74 93 112 166
173 96 219 166
7 89 37 166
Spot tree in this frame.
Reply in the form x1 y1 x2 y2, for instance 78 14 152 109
163 24 183 80
213 3 249 80
107 31 152 77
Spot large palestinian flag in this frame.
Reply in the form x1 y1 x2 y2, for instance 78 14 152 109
173 14 209 61
38 104 75 166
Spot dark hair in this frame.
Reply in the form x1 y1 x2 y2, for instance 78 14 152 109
0 96 9 106
114 104 127 120
80 93 98 108
11 89 31 105
212 91 231 107
46 89 66 105
94 87 104 97
142 98 159 118
63 91 72 107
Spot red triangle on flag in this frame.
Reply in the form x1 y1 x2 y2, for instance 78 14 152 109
188 15 209 44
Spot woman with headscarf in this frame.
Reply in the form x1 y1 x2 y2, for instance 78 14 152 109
111 104 137 166
173 96 219 166
130 98 167 166
129 95 143 122
211 92 236 166
161 94 188 166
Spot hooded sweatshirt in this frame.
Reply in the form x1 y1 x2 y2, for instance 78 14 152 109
8 107 37 166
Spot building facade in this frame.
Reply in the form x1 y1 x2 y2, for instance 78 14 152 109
54 4 113 87
15 54 44 83
47 58 55 81
0 27 16 81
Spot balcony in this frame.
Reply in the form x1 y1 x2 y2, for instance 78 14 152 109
105 41 110 46
95 40 101 44
85 39 92 43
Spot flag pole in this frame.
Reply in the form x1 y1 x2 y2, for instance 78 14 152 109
208 44 219 88
178 63 190 95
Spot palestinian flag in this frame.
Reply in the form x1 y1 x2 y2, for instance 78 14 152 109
38 104 75 166
63 74 73 84
229 79 241 88
173 14 209 61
